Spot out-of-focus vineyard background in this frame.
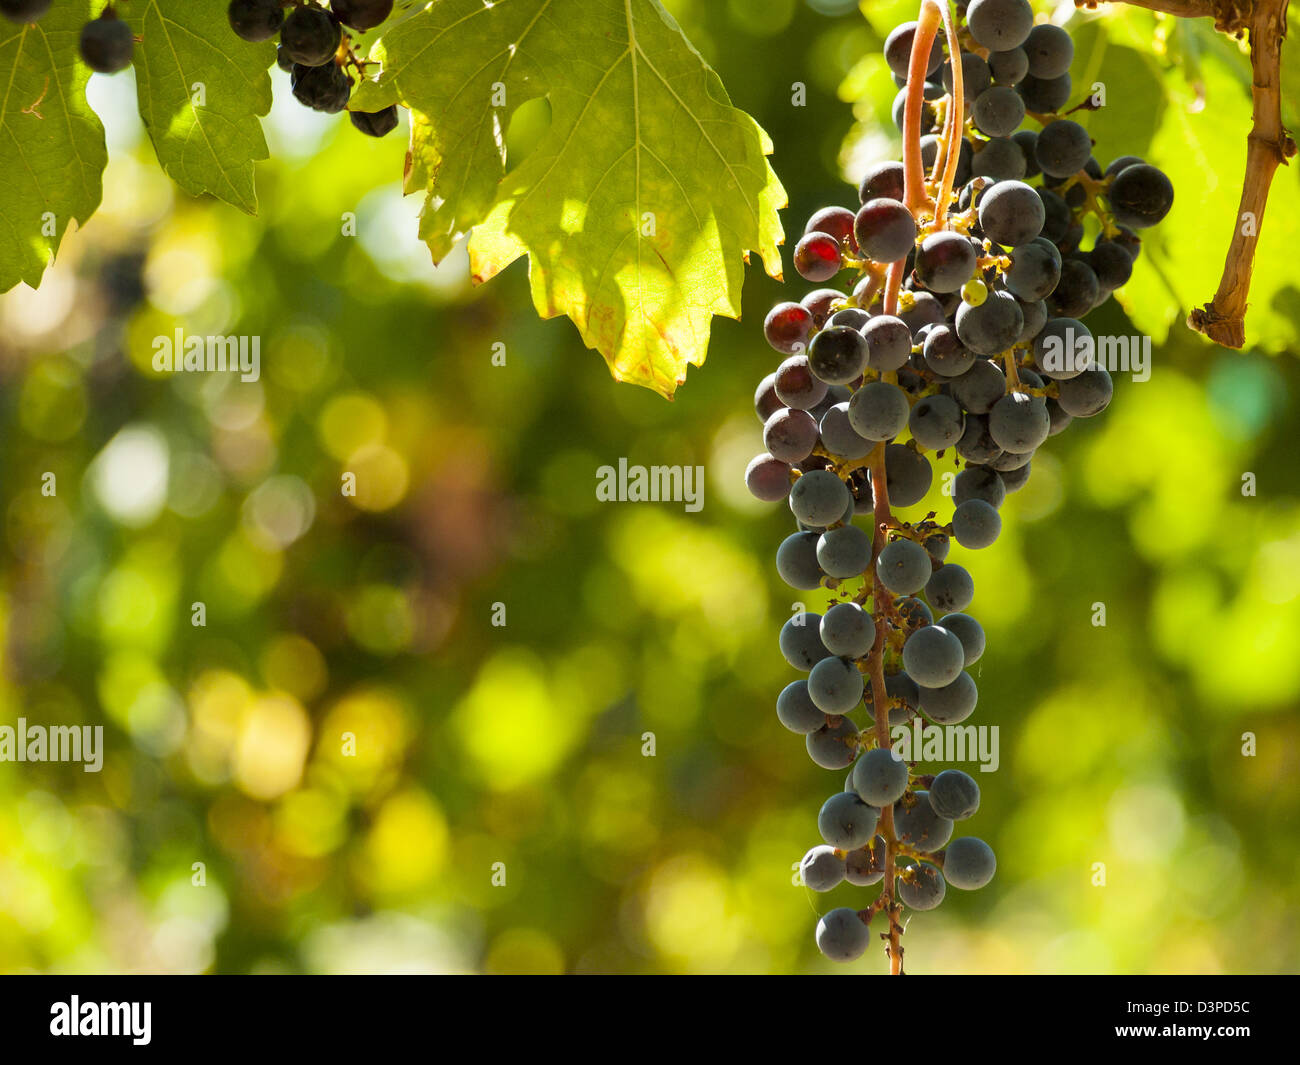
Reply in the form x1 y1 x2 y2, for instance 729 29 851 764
1 0 1298 974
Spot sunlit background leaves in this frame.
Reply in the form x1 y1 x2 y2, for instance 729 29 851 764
0 0 1297 974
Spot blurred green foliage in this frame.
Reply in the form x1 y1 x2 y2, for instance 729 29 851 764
0 0 1297 974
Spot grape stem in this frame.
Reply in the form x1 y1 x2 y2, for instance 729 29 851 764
863 0 953 977
865 441 904 975
901 1 942 217
1085 0 1296 347
931 0 965 227
1003 349 1021 391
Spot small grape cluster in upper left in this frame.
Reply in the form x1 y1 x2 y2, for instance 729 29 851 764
228 0 399 137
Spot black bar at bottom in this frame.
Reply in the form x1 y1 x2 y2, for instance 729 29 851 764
0 974 1292 1051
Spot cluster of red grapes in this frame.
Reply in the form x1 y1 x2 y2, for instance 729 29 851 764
745 0 1174 966
227 0 399 137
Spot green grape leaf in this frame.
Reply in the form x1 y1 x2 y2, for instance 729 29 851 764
126 0 275 214
0 0 106 292
354 0 786 397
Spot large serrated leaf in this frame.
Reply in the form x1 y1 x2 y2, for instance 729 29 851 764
127 0 275 214
0 0 106 292
356 0 786 397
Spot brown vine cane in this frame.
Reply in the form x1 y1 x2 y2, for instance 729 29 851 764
1084 0 1295 347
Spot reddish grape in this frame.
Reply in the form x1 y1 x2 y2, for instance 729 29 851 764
774 354 830 410
746 453 793 502
754 371 786 422
805 206 858 253
801 288 848 327
794 232 844 283
763 301 813 354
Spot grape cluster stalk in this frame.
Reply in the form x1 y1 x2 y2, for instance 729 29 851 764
745 0 1175 971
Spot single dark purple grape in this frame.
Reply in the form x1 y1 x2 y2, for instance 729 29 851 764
989 391 1050 454
807 326 869 386
1113 227 1142 261
332 0 394 32
80 11 134 74
922 324 975 378
883 444 933 507
1023 23 1073 79
1016 296 1048 344
855 198 917 263
774 355 829 411
754 373 785 422
970 137 1026 182
988 47 1029 86
764 407 820 464
891 87 938 133
0 0 52 22
1108 163 1174 229
291 61 352 113
1017 72 1071 113
955 291 1024 355
951 360 1006 415
858 161 905 205
978 180 1045 247
1004 241 1061 302
1000 459 1033 490
1031 317 1091 380
350 105 399 138
801 288 847 328
862 315 912 371
972 85 1025 138
1035 119 1093 179
745 453 793 502
1056 366 1113 418
805 206 858 251
228 0 284 42
1036 187 1071 242
899 291 946 337
1105 154 1145 179
884 20 943 80
1048 259 1100 317
942 52 991 101
827 307 870 331
914 232 977 294
1090 239 1134 290
1012 129 1040 178
281 4 341 67
967 0 1034 51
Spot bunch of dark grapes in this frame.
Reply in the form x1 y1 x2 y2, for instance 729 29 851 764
227 0 399 137
748 0 1174 967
